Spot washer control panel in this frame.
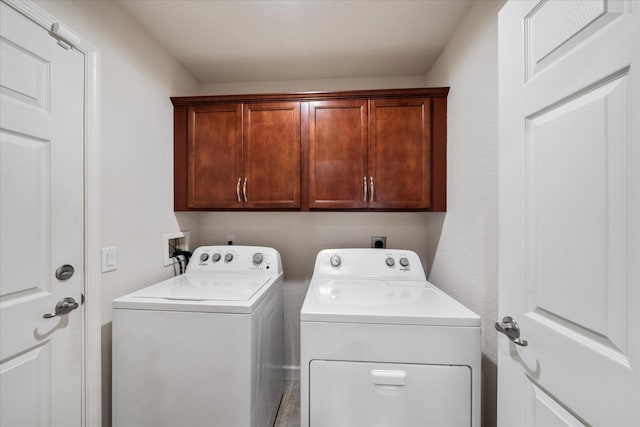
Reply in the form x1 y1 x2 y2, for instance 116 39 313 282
314 248 426 281
187 246 282 276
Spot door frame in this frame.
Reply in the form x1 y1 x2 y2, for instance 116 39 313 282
2 1 102 425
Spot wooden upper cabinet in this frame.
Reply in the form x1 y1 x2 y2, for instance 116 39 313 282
172 88 448 212
308 99 368 209
184 102 301 209
243 102 300 209
187 104 243 209
369 98 431 209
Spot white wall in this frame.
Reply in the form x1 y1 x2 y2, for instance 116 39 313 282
425 1 505 426
200 75 429 95
33 1 199 425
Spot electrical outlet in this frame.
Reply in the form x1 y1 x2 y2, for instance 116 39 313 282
371 236 387 249
163 231 190 266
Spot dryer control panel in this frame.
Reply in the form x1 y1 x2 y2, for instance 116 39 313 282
188 245 282 276
313 248 426 281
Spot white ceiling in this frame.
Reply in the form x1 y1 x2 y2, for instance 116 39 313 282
117 0 474 84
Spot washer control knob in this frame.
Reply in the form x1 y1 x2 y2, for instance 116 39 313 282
224 253 233 263
212 253 221 262
399 257 410 267
330 255 342 267
200 253 209 262
385 257 395 267
253 252 263 265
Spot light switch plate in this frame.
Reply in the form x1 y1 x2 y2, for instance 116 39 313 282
101 246 117 272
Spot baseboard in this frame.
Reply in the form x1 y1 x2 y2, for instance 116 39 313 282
282 365 300 381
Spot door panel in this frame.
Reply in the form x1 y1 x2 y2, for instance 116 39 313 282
498 0 639 425
308 99 368 209
244 102 300 208
0 3 84 426
525 382 586 427
187 104 243 208
525 0 626 81
526 73 630 349
370 98 431 209
0 344 51 427
0 131 49 297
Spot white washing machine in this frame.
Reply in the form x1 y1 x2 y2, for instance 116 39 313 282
112 245 283 427
300 249 481 427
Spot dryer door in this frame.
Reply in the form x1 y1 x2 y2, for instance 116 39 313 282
309 360 471 426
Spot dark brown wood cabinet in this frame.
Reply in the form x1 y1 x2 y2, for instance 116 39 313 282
172 88 448 212
308 99 368 209
176 101 300 210
187 104 243 209
369 98 431 209
243 102 300 209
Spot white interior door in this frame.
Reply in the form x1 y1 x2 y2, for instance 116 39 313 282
498 1 640 425
0 3 84 426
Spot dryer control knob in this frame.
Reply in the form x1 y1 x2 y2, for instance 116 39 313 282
253 253 263 265
224 253 233 263
212 253 221 262
385 257 395 267
399 257 410 267
200 253 209 262
330 255 342 267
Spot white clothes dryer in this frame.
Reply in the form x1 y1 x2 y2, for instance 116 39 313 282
300 248 481 427
112 245 283 427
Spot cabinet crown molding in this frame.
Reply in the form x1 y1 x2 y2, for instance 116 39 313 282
171 87 449 106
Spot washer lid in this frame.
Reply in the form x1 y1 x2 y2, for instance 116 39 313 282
300 279 480 327
112 273 280 313
133 274 271 301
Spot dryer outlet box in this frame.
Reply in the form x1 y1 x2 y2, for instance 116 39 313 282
371 236 387 249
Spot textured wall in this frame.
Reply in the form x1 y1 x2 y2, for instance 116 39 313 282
425 2 506 426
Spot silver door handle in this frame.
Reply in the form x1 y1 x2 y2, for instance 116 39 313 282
495 316 528 346
236 178 241 202
370 176 374 202
43 297 79 319
242 177 247 202
363 176 368 202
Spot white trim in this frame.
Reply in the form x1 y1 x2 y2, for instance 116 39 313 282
283 365 301 381
2 2 102 426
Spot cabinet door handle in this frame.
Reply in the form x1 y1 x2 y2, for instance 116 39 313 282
363 176 368 202
370 176 374 202
242 177 248 202
236 178 242 202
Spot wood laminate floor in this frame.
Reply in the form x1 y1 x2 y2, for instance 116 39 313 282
274 381 300 427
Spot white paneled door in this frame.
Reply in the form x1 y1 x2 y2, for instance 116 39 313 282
0 3 84 427
498 0 639 426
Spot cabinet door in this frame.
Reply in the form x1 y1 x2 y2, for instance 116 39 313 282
243 102 300 209
187 104 243 208
308 99 368 209
369 98 431 209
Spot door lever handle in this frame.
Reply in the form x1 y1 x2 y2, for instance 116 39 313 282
43 297 79 319
495 316 528 346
